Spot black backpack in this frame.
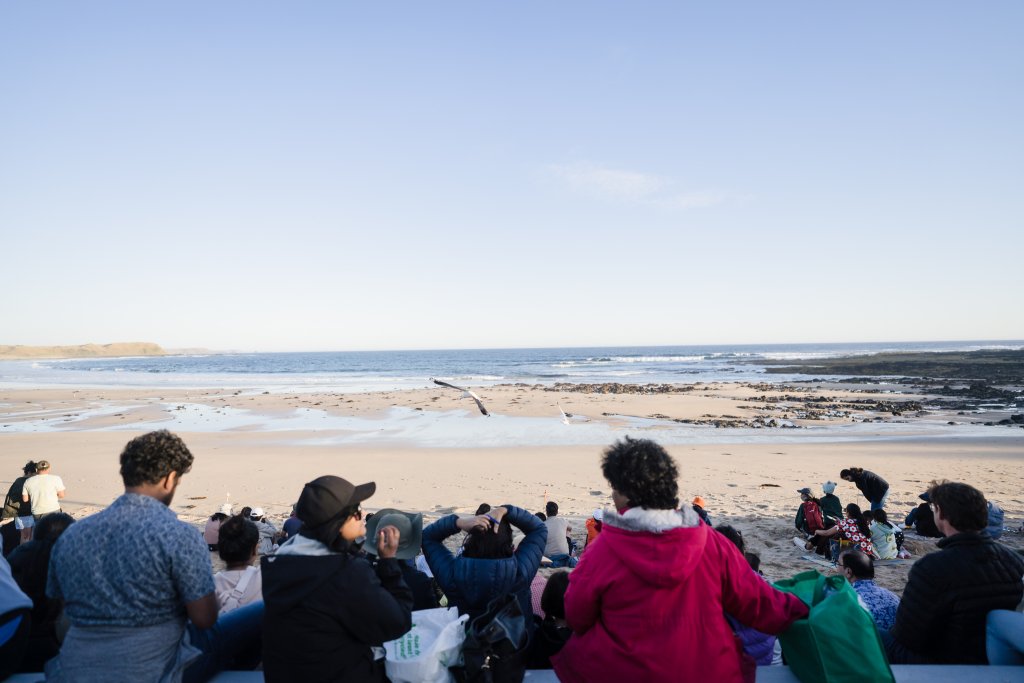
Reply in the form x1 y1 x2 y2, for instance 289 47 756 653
451 593 529 683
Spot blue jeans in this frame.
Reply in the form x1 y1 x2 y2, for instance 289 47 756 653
547 553 577 568
184 601 264 683
987 610 1024 665
870 492 889 511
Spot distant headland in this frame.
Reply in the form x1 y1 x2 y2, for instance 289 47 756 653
0 342 167 360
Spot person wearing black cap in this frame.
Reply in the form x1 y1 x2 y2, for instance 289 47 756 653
261 475 413 682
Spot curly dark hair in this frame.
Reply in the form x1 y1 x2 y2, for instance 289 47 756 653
119 430 194 487
928 480 988 532
601 437 679 510
218 515 260 564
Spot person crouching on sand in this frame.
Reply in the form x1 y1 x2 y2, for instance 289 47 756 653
551 437 808 683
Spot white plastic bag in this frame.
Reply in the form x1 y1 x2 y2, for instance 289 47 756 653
384 607 469 683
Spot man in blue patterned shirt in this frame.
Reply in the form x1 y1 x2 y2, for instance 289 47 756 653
838 549 900 631
46 430 262 683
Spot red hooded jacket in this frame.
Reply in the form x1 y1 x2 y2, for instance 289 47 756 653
552 507 807 682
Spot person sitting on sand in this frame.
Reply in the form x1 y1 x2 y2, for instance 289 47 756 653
422 504 546 624
904 491 942 537
248 507 279 556
820 480 843 524
838 550 900 631
840 467 889 511
583 508 603 553
543 501 575 568
716 524 782 667
794 488 825 536
551 438 807 683
812 503 875 560
525 570 572 670
281 503 302 540
262 475 412 682
203 504 232 551
865 509 898 560
364 508 439 611
691 496 712 526
8 512 75 672
214 515 263 615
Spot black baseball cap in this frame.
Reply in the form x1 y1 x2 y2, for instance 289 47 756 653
296 475 376 528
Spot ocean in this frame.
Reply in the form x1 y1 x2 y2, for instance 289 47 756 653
2 340 1020 392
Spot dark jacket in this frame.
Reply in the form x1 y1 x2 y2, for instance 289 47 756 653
261 544 413 683
852 470 888 504
2 477 32 521
890 531 1024 663
8 539 62 670
422 505 546 623
820 493 843 523
905 503 942 538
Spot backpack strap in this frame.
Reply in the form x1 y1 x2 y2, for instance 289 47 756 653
221 566 258 613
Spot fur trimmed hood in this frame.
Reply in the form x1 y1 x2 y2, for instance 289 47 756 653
596 505 708 587
600 506 701 533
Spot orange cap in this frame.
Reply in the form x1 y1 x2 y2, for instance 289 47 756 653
692 496 706 508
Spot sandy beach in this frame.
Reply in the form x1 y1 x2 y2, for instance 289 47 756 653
2 382 1022 593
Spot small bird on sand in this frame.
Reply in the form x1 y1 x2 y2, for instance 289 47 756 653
558 404 571 425
430 378 490 416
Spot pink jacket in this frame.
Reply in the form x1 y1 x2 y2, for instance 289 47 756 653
552 507 808 683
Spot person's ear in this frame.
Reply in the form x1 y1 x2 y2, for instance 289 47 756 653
162 471 179 492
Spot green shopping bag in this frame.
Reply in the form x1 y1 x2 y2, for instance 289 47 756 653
773 570 895 683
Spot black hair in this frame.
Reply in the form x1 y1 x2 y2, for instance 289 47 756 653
601 437 679 510
535 512 547 521
744 551 761 572
218 515 260 564
541 570 571 619
545 501 558 517
462 516 514 559
119 430 194 487
845 503 870 536
928 480 988 532
240 507 252 519
840 549 874 579
22 461 36 475
475 503 491 516
715 525 745 554
841 467 864 481
209 512 228 522
872 509 893 528
35 512 75 543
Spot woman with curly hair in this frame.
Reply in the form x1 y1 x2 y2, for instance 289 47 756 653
552 438 808 683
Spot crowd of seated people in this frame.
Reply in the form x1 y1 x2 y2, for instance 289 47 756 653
2 431 1022 682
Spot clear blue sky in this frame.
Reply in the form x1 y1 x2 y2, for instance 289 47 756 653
2 3 1021 351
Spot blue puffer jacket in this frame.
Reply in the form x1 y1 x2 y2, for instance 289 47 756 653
422 505 547 624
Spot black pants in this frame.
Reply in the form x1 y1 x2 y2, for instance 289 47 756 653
0 608 31 679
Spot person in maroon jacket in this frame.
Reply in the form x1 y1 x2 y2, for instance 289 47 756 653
552 438 808 683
